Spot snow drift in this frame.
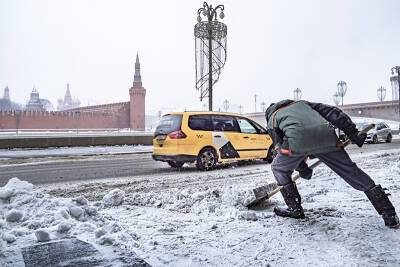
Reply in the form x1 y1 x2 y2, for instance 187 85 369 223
0 178 140 266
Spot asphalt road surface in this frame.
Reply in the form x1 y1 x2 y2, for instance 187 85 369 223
1 138 400 186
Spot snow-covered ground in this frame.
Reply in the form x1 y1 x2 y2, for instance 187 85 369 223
0 178 147 266
1 149 400 266
0 145 152 159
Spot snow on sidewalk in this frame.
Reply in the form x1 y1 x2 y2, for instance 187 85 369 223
0 178 146 266
0 145 153 159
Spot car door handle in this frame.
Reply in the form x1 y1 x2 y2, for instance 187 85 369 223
215 135 221 138
243 136 249 139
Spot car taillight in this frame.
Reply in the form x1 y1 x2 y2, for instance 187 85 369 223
168 130 187 139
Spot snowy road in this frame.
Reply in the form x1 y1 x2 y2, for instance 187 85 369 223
0 154 166 186
0 138 399 186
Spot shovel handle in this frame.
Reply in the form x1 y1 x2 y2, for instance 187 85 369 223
266 123 375 199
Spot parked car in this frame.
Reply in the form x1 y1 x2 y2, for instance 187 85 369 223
152 111 274 170
357 122 392 144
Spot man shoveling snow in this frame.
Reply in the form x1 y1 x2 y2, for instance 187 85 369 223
265 99 399 228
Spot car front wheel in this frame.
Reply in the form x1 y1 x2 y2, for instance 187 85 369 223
386 133 392 143
196 148 217 171
264 146 277 163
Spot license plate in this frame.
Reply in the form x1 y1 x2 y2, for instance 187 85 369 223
156 135 167 141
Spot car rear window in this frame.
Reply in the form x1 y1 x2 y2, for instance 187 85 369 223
377 123 390 130
154 114 182 136
188 115 213 131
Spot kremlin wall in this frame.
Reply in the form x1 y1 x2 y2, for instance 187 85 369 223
0 54 146 131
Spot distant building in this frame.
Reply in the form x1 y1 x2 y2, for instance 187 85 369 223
0 86 21 110
25 86 54 111
57 84 80 111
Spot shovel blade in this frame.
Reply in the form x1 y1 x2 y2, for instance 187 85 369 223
246 182 278 208
253 183 278 199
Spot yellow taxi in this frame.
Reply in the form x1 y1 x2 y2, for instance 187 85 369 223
152 111 274 170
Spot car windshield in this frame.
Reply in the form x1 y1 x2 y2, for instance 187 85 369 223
356 123 370 131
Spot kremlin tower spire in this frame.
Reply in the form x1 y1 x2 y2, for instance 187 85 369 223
4 86 10 100
64 83 72 107
129 52 146 130
133 52 142 87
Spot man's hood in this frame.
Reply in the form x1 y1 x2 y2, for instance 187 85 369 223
265 99 295 123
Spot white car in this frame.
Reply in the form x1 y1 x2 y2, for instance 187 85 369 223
357 122 392 144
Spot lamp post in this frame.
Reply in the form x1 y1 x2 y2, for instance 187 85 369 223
390 66 400 127
239 105 243 114
377 86 386 102
223 99 229 112
337 81 347 106
195 2 226 111
254 94 257 112
293 88 302 101
260 101 267 112
333 92 340 106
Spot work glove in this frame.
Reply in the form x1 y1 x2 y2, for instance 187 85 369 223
348 132 367 148
296 160 312 179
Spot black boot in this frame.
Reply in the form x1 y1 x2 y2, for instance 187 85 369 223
274 182 305 219
365 185 399 229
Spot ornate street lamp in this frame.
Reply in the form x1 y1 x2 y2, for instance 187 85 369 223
260 101 267 112
223 99 230 112
337 81 347 106
195 2 227 111
377 86 386 102
293 88 302 101
254 94 257 112
390 66 400 125
333 92 340 106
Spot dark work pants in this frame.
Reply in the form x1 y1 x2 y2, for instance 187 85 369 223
271 149 376 192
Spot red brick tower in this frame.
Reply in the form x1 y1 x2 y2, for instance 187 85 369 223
129 53 146 130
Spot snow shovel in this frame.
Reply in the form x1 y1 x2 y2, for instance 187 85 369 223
246 123 375 208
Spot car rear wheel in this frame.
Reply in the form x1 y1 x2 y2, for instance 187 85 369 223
167 161 184 168
264 146 277 163
386 133 392 143
373 135 378 144
196 148 217 171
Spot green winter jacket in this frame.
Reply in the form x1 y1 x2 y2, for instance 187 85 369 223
266 100 340 155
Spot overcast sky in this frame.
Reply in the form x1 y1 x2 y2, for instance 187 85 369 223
1 0 400 114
